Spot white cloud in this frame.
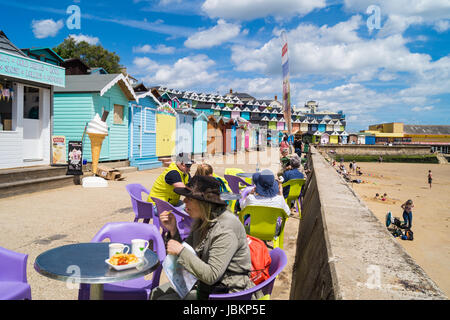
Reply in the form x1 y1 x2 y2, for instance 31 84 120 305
69 34 100 45
184 19 241 49
231 15 434 80
434 20 450 32
31 19 64 39
133 44 176 54
343 0 450 35
201 0 326 21
412 106 434 112
133 54 219 89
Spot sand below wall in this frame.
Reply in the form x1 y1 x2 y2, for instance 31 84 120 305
347 162 450 297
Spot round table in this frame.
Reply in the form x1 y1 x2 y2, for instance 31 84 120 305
34 243 160 300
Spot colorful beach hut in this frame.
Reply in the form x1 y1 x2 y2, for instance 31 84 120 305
320 132 330 144
340 131 349 144
156 103 177 157
207 116 222 155
193 112 208 156
53 74 136 163
330 131 340 144
312 131 322 144
176 108 195 155
129 90 162 170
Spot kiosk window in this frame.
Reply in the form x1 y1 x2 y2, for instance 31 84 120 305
0 80 13 131
23 86 40 119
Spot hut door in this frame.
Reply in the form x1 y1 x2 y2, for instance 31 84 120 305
142 107 156 157
131 104 142 158
207 122 216 155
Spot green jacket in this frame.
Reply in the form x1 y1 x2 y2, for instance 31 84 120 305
170 210 260 300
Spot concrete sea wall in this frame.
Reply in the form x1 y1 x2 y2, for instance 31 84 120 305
316 145 431 156
289 147 447 300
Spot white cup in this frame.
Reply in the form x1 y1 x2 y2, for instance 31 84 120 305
109 243 130 258
131 239 149 258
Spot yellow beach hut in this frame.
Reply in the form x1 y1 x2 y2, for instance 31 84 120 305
156 102 177 157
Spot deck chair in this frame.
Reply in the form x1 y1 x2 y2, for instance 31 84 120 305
238 206 289 249
282 178 306 219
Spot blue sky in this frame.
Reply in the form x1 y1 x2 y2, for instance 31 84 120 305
1 0 449 132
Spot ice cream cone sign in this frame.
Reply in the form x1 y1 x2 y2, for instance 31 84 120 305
86 114 108 174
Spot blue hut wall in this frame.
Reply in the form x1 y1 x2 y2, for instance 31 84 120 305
231 124 236 152
241 112 250 120
176 113 194 155
365 135 376 145
318 124 326 132
193 115 208 155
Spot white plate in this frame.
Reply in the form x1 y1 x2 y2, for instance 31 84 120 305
105 258 143 271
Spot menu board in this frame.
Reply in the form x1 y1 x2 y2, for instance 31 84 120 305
52 136 67 165
67 141 83 175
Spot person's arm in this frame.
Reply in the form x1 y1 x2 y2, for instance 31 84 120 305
177 230 239 285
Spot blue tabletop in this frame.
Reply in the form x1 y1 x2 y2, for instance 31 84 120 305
34 243 159 284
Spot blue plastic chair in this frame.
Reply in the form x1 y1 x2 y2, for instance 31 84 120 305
0 246 31 300
126 184 158 227
78 222 166 300
209 248 287 300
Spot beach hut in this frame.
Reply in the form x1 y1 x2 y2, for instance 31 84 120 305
318 119 327 132
156 103 177 157
330 131 340 144
53 74 136 163
193 112 208 156
277 117 285 131
348 134 358 144
300 119 309 133
207 116 222 155
128 90 162 170
310 119 318 133
321 132 330 144
221 117 233 155
357 134 366 145
326 120 334 132
292 118 301 133
175 108 196 156
365 134 376 145
312 131 322 144
340 131 349 144
334 120 342 132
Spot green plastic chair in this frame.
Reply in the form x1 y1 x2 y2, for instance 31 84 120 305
282 179 306 218
238 206 289 249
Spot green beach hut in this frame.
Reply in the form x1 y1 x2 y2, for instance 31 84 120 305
53 73 137 163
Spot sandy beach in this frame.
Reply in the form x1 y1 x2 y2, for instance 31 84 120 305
348 162 450 297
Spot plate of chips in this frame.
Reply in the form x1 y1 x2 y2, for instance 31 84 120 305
105 253 142 271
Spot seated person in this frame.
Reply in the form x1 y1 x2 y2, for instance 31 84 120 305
151 176 261 300
147 152 193 207
241 169 290 217
356 166 363 175
282 155 305 200
278 148 291 178
194 163 232 194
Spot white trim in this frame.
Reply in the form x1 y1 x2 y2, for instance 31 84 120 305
100 73 137 101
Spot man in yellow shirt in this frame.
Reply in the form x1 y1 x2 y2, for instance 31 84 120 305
147 153 193 207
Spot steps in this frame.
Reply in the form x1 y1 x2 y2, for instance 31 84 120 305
0 166 75 199
130 157 162 171
436 153 449 164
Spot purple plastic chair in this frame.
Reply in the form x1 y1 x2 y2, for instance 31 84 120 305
0 247 32 300
126 184 159 227
78 222 166 300
209 248 287 300
224 175 252 194
151 197 193 241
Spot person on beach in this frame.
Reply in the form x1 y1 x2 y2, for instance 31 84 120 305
194 163 232 195
147 152 193 207
352 160 357 173
151 175 260 300
428 170 432 189
401 199 414 229
279 148 291 171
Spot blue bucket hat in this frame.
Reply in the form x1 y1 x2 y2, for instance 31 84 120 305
252 169 279 198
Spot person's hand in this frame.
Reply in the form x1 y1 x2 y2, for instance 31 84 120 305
167 240 184 256
159 210 177 236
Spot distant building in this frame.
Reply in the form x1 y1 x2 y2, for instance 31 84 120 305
362 122 450 153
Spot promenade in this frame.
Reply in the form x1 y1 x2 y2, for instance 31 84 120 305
0 148 299 300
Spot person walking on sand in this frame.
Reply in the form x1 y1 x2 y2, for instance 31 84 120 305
428 170 432 189
401 199 414 229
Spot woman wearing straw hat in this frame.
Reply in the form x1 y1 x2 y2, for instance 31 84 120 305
151 175 260 300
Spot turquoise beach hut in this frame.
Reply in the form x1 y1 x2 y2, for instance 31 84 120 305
193 112 208 156
53 74 136 163
128 88 162 170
